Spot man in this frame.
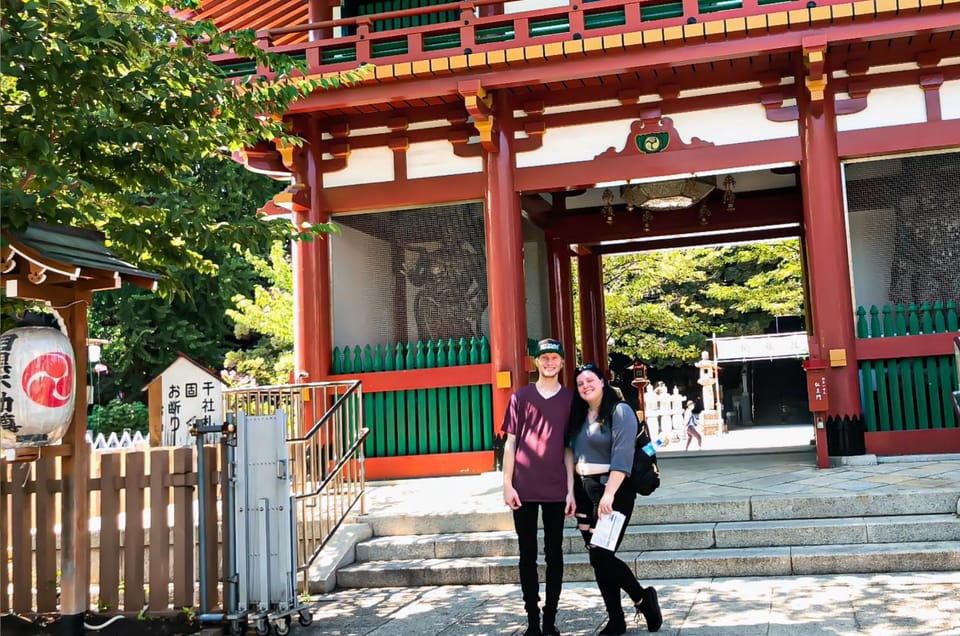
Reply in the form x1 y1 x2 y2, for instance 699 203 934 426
502 338 576 636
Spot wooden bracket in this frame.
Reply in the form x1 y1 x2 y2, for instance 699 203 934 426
321 122 351 172
835 59 870 116
756 73 798 122
761 92 798 122
261 183 310 217
388 117 410 153
803 37 828 117
459 80 497 153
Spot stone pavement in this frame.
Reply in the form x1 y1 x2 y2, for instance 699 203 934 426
305 572 960 635
298 447 960 635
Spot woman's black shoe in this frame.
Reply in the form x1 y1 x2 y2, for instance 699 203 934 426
634 586 663 632
598 617 627 635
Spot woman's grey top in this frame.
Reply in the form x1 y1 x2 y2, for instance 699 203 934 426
571 402 637 475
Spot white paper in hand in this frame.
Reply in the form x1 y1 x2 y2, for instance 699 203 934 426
590 510 626 551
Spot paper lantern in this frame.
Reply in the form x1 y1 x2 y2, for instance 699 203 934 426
0 326 77 449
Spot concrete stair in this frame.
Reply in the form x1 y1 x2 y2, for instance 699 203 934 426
333 489 960 588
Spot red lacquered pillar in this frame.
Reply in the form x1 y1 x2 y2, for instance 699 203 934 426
577 251 607 370
484 91 529 429
547 236 576 387
797 54 861 466
293 115 331 400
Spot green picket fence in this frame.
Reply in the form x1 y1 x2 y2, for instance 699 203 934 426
332 337 494 457
856 301 960 433
855 301 958 338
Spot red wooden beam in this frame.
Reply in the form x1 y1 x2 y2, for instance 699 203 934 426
516 137 801 194
589 224 800 255
838 119 960 159
546 190 803 244
327 364 492 392
865 429 960 456
324 172 484 212
365 451 494 479
855 333 958 361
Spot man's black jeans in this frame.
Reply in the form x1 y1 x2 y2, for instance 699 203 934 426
512 501 567 618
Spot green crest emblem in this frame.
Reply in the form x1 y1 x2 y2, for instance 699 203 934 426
635 132 669 154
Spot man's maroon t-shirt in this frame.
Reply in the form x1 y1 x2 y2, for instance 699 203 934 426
501 384 574 503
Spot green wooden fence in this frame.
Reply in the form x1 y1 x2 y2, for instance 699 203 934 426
332 337 493 457
856 302 959 432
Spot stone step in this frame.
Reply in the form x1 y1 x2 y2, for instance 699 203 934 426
356 514 960 561
335 541 960 588
356 489 960 536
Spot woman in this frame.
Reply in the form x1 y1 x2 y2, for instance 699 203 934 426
684 400 703 451
568 363 663 634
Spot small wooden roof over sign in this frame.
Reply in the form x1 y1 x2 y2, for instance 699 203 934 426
1 223 160 301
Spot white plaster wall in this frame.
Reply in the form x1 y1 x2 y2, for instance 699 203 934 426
847 206 895 311
836 85 927 132
942 79 960 120
669 104 798 145
407 140 483 179
517 118 641 168
505 0 567 13
519 106 797 169
330 224 395 348
323 147 394 187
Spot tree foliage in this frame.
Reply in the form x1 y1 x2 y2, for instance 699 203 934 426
89 399 149 436
1 0 361 282
603 240 804 367
222 241 296 386
1 0 365 401
85 158 288 400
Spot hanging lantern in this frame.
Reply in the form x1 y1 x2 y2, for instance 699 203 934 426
0 326 77 449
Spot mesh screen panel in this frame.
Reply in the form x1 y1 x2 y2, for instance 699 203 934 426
844 152 960 310
333 203 488 346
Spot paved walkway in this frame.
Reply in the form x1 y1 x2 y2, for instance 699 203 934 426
300 448 960 635
308 572 960 635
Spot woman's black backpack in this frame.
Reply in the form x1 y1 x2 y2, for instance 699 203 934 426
629 415 661 496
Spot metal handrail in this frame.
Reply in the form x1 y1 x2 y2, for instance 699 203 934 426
294 426 370 500
289 379 362 443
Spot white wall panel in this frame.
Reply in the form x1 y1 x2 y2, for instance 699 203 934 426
330 224 394 348
669 104 798 145
847 206 895 311
323 147 394 187
505 0 566 13
941 79 960 121
407 140 483 179
836 85 927 132
517 118 640 168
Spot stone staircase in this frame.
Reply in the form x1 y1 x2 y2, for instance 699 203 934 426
332 489 960 589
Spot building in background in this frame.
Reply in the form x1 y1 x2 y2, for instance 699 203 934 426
186 0 960 475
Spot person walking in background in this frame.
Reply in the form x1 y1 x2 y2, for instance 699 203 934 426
568 363 663 634
501 338 576 636
684 400 702 451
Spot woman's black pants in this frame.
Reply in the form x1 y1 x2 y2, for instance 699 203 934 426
574 474 645 621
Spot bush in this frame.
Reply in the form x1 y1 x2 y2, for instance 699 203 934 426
89 399 149 436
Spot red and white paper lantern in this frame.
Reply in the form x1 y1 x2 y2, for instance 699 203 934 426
0 326 77 449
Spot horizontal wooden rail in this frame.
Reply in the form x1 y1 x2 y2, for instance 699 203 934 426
328 363 492 392
855 332 958 361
